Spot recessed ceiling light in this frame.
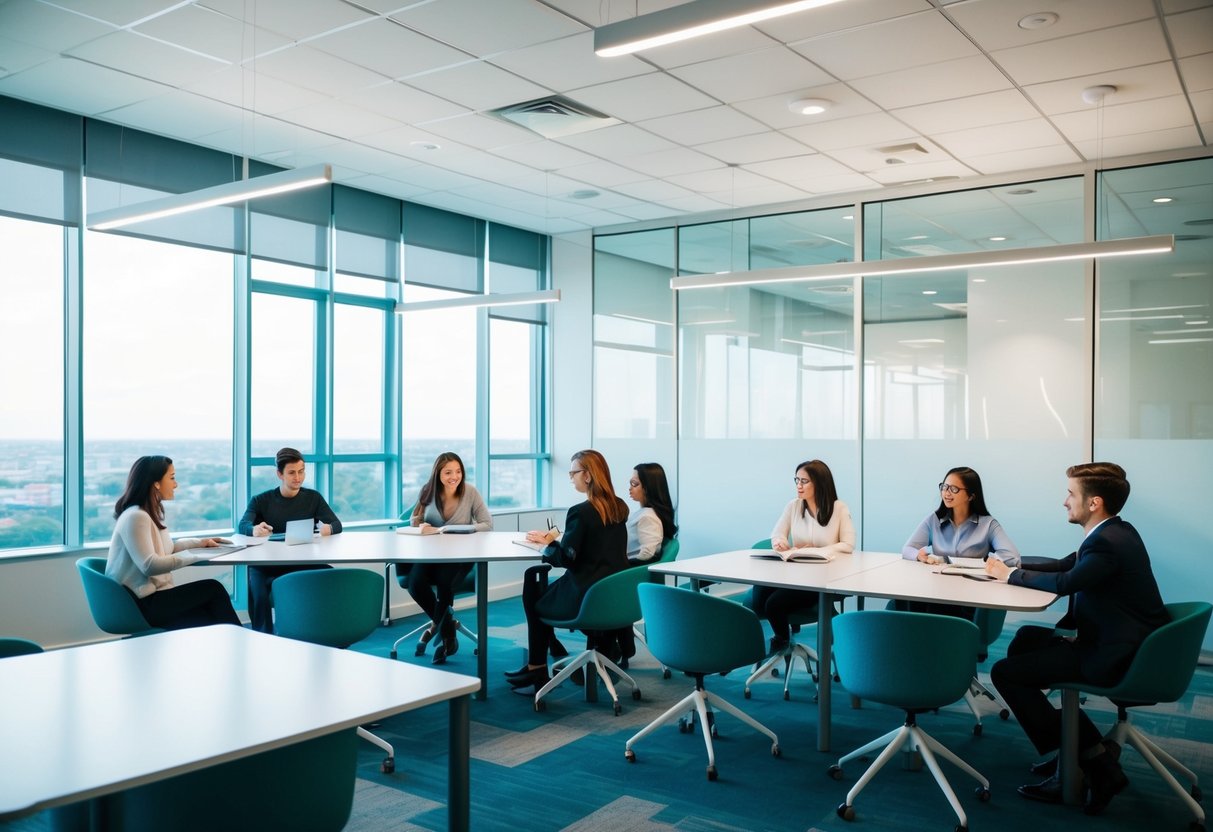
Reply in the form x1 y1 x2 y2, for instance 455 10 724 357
1018 12 1058 29
972 278 986 283
1187 320 1210 325
788 97 832 116
905 234 929 241
922 290 937 296
841 215 853 220
989 236 1007 242
569 189 600 199
1153 197 1174 204
410 141 441 151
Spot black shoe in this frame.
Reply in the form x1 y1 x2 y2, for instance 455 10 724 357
414 625 436 656
1030 755 1058 777
549 636 568 659
439 616 459 661
505 664 546 681
432 643 448 664
507 666 550 690
1017 774 1064 804
768 636 790 656
1081 751 1129 815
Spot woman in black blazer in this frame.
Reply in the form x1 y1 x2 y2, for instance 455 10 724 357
505 450 629 694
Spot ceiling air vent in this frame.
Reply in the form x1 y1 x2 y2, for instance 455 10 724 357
489 96 620 139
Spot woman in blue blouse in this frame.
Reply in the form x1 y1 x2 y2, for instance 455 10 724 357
899 466 1020 619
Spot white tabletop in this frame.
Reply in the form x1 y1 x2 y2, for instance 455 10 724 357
826 556 1058 612
0 626 479 820
209 529 541 566
649 549 902 591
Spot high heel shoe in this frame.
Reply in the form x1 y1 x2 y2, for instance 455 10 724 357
414 625 437 656
435 616 459 664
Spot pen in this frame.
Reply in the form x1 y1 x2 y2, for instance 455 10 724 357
546 519 554 531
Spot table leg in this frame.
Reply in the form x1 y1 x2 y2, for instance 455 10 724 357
475 561 488 701
448 694 471 832
382 563 393 627
1060 689 1082 805
817 589 832 752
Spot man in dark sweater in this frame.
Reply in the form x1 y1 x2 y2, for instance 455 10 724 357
238 447 342 633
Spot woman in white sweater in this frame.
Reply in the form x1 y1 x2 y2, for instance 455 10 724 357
105 455 240 629
754 459 855 653
625 462 677 565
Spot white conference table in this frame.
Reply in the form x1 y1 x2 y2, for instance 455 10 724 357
0 626 480 831
211 530 541 699
651 550 1059 752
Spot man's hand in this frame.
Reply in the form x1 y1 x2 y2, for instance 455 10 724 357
985 558 1013 581
253 522 272 537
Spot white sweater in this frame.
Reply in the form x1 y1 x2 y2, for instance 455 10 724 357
770 498 856 557
105 507 209 598
626 506 664 563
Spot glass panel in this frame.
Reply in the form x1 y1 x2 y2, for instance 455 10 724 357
83 233 234 541
678 219 748 275
750 208 855 268
332 462 385 521
489 318 533 455
252 258 318 288
334 303 384 454
250 465 279 499
487 458 534 510
401 285 476 504
334 273 392 297
0 216 64 549
251 293 315 457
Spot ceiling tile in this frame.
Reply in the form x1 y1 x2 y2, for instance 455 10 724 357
308 140 411 175
341 172 429 199
992 20 1171 87
553 159 650 187
418 112 540 150
102 89 246 140
825 137 954 174
792 10 978 80
727 181 815 207
197 0 374 42
134 5 291 64
867 158 978 185
947 0 1157 51
344 80 469 124
638 105 767 145
276 99 405 139
37 0 184 28
566 73 717 122
756 0 932 42
1193 88 1213 123
851 55 1012 110
403 61 551 112
636 26 779 70
0 56 171 115
962 145 1083 176
0 1 115 52
784 111 921 151
384 163 483 193
933 118 1067 157
743 153 860 185
669 46 833 103
1050 95 1197 142
194 115 338 159
491 32 649 91
389 0 586 57
427 146 536 182
612 178 698 202
1023 62 1185 115
1179 53 1213 93
1068 125 1203 158
309 19 471 80
695 132 815 165
66 30 228 88
625 147 723 177
184 66 326 114
491 139 597 170
796 171 881 196
665 165 769 194
0 35 54 78
357 124 468 155
733 82 881 130
1165 6 1213 57
893 90 1040 135
252 45 389 97
556 123 676 158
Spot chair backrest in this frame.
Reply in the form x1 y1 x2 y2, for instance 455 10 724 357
656 538 680 564
0 638 43 658
273 568 385 649
76 557 156 636
833 610 979 710
752 538 772 549
973 607 1006 649
638 583 767 675
1104 600 1212 704
545 564 649 631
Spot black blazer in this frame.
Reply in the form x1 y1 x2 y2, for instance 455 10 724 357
1009 516 1168 684
534 500 628 621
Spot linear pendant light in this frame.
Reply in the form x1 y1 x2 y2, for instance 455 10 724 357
88 164 333 231
594 0 848 57
669 235 1175 291
396 289 561 313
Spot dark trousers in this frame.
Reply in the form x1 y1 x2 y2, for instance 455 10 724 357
521 565 555 665
752 586 819 642
406 562 473 626
247 564 329 634
991 624 1105 756
136 580 240 630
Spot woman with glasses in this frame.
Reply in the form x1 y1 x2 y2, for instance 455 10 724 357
899 466 1020 618
625 462 677 566
753 459 855 654
505 450 629 695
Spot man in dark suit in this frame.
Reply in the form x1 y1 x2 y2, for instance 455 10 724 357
985 462 1167 815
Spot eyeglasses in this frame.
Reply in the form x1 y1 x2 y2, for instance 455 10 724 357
568 468 585 478
792 477 811 487
628 480 640 488
938 483 967 495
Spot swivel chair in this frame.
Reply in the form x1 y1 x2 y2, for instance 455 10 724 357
0 637 43 658
1054 601 1211 830
828 610 990 832
629 538 679 676
76 557 160 637
964 606 1010 735
625 584 781 781
273 567 397 774
534 564 648 715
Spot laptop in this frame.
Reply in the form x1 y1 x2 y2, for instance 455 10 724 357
267 518 315 545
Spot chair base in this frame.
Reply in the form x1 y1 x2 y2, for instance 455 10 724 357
625 685 780 780
534 649 639 715
1107 717 1204 827
831 721 989 829
964 675 1011 736
745 639 818 701
357 726 396 774
389 619 477 661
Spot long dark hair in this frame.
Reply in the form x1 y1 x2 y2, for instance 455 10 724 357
415 452 466 523
797 459 840 526
633 462 677 540
573 450 629 526
934 466 991 521
114 455 172 530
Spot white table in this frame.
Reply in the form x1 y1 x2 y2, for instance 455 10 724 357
211 530 540 699
651 550 1059 752
0 626 480 831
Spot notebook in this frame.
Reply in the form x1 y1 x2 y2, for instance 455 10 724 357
749 548 834 563
396 524 477 536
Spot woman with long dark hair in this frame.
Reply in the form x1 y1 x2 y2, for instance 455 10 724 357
899 465 1019 618
625 462 677 565
753 459 855 653
505 450 629 694
105 455 240 629
408 451 492 664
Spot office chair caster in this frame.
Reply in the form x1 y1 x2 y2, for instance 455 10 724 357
771 743 781 757
625 749 636 762
999 708 1009 719
975 786 990 801
662 668 671 679
827 764 843 780
389 649 398 660
533 699 546 713
613 701 622 716
678 716 692 733
973 723 983 736
631 689 642 701
783 689 791 701
381 757 395 774
837 803 855 821
954 826 968 832
706 764 717 781
1191 784 1202 801
744 688 752 699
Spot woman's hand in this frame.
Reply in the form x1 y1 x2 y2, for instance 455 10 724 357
526 529 557 544
198 537 229 548
772 537 790 552
915 548 943 565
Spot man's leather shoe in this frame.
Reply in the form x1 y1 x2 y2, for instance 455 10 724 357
1029 755 1058 777
505 664 544 681
507 666 550 688
1080 752 1129 815
1017 774 1064 804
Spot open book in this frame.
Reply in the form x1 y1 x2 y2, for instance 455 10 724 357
750 548 835 564
938 562 996 581
396 524 477 536
512 538 549 552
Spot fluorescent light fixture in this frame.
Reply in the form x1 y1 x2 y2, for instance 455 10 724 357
594 0 847 57
88 164 332 231
1148 338 1213 345
395 289 560 313
670 235 1174 291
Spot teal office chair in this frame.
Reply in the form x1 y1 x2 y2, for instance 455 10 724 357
1055 601 1211 830
630 538 679 677
743 538 829 701
273 568 397 774
964 607 1010 735
625 584 781 781
534 564 648 715
76 557 160 637
0 637 43 658
828 610 990 831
